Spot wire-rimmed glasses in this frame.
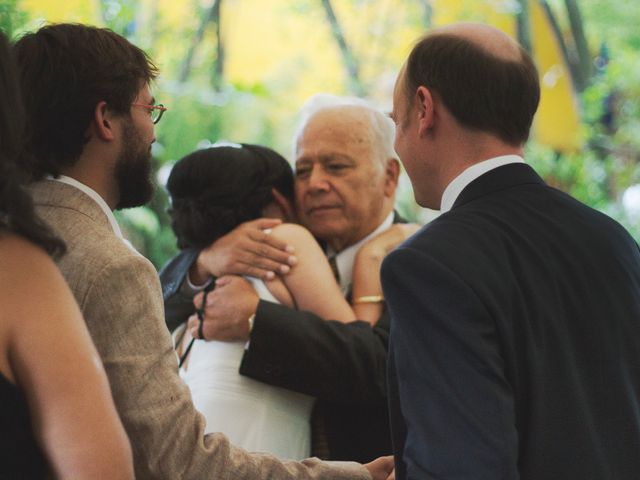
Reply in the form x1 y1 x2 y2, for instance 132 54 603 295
132 102 167 124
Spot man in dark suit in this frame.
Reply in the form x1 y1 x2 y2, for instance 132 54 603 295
161 96 410 462
382 23 640 479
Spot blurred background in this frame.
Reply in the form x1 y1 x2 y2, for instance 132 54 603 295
2 0 639 269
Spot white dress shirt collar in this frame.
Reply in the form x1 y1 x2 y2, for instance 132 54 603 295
50 175 125 239
327 211 394 295
440 155 525 213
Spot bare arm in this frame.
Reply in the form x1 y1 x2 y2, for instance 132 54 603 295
0 235 133 479
352 224 421 324
267 223 356 323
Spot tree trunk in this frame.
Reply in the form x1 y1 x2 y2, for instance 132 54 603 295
178 0 221 84
320 0 366 96
146 0 160 51
516 0 533 54
420 0 433 28
211 0 224 91
564 0 592 91
539 0 582 92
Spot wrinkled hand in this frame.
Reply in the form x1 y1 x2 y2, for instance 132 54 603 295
189 218 298 284
187 276 259 341
364 455 395 480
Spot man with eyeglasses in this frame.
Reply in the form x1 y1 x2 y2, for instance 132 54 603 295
14 23 392 480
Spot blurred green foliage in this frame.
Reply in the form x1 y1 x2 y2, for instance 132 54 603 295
3 0 640 269
525 0 640 240
0 0 27 36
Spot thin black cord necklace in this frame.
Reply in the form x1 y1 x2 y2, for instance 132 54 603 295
178 282 214 368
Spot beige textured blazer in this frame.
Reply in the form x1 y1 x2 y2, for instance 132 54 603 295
30 180 370 480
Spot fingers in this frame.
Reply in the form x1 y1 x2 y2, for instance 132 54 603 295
241 255 294 278
186 278 257 342
364 455 395 480
239 232 298 278
241 217 294 255
212 218 297 279
187 314 201 339
250 226 292 252
192 291 204 309
188 314 209 340
246 218 282 230
242 242 293 263
214 275 233 288
247 231 297 269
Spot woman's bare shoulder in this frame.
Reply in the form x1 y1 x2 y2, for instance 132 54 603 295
0 233 56 278
0 233 70 308
0 233 69 331
270 223 317 246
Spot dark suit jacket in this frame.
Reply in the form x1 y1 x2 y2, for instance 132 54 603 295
160 247 200 333
160 213 405 462
381 163 640 479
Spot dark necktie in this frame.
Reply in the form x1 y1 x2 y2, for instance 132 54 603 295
311 254 340 459
328 255 340 284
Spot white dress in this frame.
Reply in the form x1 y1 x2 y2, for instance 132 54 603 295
179 277 314 460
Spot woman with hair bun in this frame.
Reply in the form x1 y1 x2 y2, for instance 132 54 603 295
167 143 380 459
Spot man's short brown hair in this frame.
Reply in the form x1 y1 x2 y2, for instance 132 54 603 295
14 23 158 178
404 32 540 146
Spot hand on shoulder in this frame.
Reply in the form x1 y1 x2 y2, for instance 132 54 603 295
193 218 297 283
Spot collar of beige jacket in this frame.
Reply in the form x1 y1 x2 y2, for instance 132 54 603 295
30 179 137 252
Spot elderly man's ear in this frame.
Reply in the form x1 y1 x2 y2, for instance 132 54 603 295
383 158 400 197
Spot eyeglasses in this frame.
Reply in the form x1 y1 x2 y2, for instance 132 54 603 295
132 102 167 124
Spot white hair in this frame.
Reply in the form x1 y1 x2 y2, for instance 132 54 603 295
292 93 398 170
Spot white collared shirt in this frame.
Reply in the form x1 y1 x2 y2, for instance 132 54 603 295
327 211 394 295
49 175 136 251
440 155 525 213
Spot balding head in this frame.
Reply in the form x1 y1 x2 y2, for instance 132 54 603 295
437 23 522 62
402 22 540 146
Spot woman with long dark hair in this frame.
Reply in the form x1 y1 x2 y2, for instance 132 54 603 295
0 31 133 479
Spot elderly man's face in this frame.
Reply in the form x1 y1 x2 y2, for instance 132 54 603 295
294 108 393 252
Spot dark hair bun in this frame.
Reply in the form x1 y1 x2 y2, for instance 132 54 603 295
167 143 293 249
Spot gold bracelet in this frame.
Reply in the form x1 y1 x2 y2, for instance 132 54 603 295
352 295 385 304
247 313 256 333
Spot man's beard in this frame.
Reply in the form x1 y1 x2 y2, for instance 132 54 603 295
114 119 155 210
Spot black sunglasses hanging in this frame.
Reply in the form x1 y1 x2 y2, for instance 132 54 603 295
178 282 215 368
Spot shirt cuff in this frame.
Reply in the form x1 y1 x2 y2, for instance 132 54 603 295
183 272 213 295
